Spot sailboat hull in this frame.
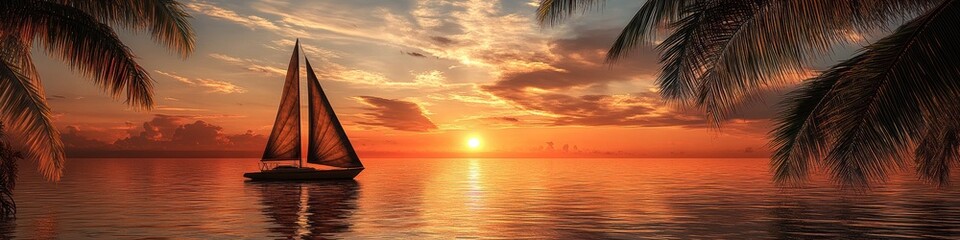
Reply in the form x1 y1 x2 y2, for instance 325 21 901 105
243 167 363 181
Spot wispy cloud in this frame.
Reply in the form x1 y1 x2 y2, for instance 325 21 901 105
155 70 246 94
192 0 564 76
155 70 194 84
392 0 566 75
403 51 428 58
250 1 386 44
208 53 286 76
195 79 246 94
446 114 535 129
184 1 282 31
155 106 207 112
326 68 462 90
47 95 67 100
426 85 513 109
266 39 340 60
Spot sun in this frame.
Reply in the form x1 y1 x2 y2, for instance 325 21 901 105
467 137 481 149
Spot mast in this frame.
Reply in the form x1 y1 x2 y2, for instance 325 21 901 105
305 57 363 168
298 43 303 169
261 40 302 163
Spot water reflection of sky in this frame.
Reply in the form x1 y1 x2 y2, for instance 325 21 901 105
4 158 960 239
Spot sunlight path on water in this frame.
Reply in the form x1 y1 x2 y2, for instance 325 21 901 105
4 158 960 239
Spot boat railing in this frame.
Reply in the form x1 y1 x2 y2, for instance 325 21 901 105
260 162 276 171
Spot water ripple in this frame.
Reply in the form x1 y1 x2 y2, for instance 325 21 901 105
3 158 960 239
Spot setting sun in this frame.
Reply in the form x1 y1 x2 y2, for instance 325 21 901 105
467 137 481 149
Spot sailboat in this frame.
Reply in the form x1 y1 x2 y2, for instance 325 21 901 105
244 40 364 181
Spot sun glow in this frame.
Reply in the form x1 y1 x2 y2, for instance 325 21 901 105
467 137 481 149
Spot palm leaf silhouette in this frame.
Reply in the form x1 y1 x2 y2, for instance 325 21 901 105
0 0 195 180
777 0 960 188
540 0 960 188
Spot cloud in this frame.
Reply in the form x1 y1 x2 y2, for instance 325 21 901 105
63 115 268 152
383 0 565 74
185 0 578 114
194 78 246 94
226 130 268 150
445 115 528 129
453 23 782 130
353 96 438 132
487 28 658 89
184 1 282 31
155 70 194 84
491 117 519 122
154 70 246 94
190 114 248 119
250 1 391 45
403 51 427 58
328 69 455 89
47 95 67 100
61 126 112 150
155 106 206 112
266 39 340 60
132 114 185 141
169 121 227 147
427 86 512 106
178 1 768 132
198 0 563 75
468 26 705 127
207 53 245 63
209 53 286 76
429 36 455 46
485 86 704 127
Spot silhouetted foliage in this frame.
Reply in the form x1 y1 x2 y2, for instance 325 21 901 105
0 0 195 181
538 0 960 189
0 123 20 219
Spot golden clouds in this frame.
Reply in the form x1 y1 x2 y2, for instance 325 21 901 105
185 1 281 31
208 53 286 75
154 70 246 94
180 0 766 133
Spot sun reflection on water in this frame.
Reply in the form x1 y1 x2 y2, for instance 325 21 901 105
8 158 960 238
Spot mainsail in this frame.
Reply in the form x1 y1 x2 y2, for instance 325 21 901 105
261 41 302 161
305 58 363 168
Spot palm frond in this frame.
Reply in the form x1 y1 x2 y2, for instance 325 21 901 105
0 39 63 181
52 0 196 57
774 0 960 188
654 3 703 102
914 122 960 187
689 0 934 125
656 1 748 103
606 0 689 61
537 0 690 60
1 1 155 109
536 0 604 27
769 56 860 186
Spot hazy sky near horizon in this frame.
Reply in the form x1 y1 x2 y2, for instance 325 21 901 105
34 0 787 157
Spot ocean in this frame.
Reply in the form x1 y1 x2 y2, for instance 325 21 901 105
4 158 960 239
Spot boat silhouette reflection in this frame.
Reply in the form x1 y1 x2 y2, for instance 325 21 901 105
249 180 359 239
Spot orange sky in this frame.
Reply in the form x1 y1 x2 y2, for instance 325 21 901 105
35 0 780 158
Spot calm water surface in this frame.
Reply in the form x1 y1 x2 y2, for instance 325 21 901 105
3 158 960 239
